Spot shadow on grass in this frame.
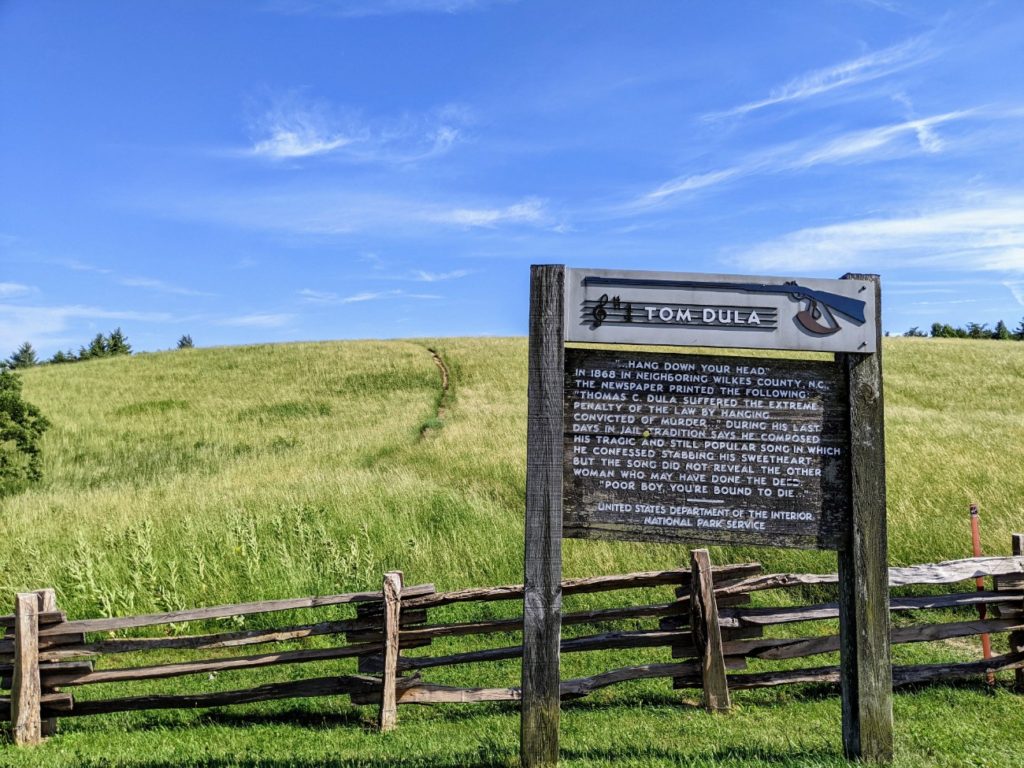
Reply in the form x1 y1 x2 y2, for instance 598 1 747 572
562 743 848 766
57 743 850 768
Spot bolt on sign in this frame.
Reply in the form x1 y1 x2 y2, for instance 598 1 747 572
523 266 892 767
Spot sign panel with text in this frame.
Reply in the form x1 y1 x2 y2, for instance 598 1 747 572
562 348 849 549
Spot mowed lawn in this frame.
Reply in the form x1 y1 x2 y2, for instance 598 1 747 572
1 337 1023 767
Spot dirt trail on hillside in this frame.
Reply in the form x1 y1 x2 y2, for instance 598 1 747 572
420 347 450 439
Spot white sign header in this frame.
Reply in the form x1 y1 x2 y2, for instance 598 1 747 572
564 268 877 353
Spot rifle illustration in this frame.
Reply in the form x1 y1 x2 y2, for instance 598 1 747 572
582 276 866 336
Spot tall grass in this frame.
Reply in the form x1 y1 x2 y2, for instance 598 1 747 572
3 337 1023 620
1 336 1023 766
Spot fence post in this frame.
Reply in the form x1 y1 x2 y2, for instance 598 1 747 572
34 589 58 738
11 593 42 746
690 549 730 713
661 570 695 690
379 571 403 732
1003 534 1024 692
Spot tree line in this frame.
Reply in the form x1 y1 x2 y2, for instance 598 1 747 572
904 318 1024 340
3 331 194 370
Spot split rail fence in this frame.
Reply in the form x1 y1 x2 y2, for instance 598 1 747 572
3 535 1024 746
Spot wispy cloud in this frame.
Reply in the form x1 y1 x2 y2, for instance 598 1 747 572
1003 281 1024 306
56 258 113 275
120 276 215 297
298 288 442 304
357 289 439 303
412 269 472 282
704 36 932 120
0 282 33 298
262 0 511 18
736 198 1024 274
220 313 295 328
297 288 339 304
158 189 553 236
243 94 468 163
634 111 974 208
0 303 175 354
432 197 548 228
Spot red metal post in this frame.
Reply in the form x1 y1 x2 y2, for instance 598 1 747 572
970 503 994 685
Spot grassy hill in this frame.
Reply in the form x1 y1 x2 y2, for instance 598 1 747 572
2 337 1024 767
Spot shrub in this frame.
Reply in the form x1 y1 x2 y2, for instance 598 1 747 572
0 370 50 495
177 334 194 349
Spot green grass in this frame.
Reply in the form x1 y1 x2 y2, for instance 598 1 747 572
1 336 1023 766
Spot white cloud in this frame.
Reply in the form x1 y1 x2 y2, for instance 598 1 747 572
0 303 174 355
56 258 113 275
340 289 441 303
249 102 354 160
736 200 1024 274
632 112 974 208
298 288 339 303
705 36 931 120
263 0 509 17
412 269 472 282
220 313 295 328
299 288 442 304
243 95 468 163
794 112 966 166
120 276 214 297
150 187 554 237
0 282 32 298
1003 281 1024 306
435 197 547 228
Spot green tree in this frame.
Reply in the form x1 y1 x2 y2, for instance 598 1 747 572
931 323 961 338
993 320 1011 340
107 327 132 356
1015 317 1024 341
80 333 108 360
177 334 194 349
905 326 926 337
0 371 50 495
49 349 76 364
966 322 990 340
7 342 38 369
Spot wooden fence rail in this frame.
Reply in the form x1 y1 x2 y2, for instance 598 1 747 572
4 539 1024 746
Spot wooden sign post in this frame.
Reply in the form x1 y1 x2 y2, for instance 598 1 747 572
522 265 892 766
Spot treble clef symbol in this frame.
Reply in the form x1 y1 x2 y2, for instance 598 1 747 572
592 294 609 328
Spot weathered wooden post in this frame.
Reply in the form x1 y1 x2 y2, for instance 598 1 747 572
837 273 893 763
11 593 42 746
522 264 565 768
690 549 730 712
998 533 1024 691
35 589 58 738
379 571 403 732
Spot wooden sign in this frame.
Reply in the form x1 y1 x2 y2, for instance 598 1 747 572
563 349 850 549
522 265 893 767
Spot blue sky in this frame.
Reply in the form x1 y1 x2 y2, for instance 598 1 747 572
2 0 1023 356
